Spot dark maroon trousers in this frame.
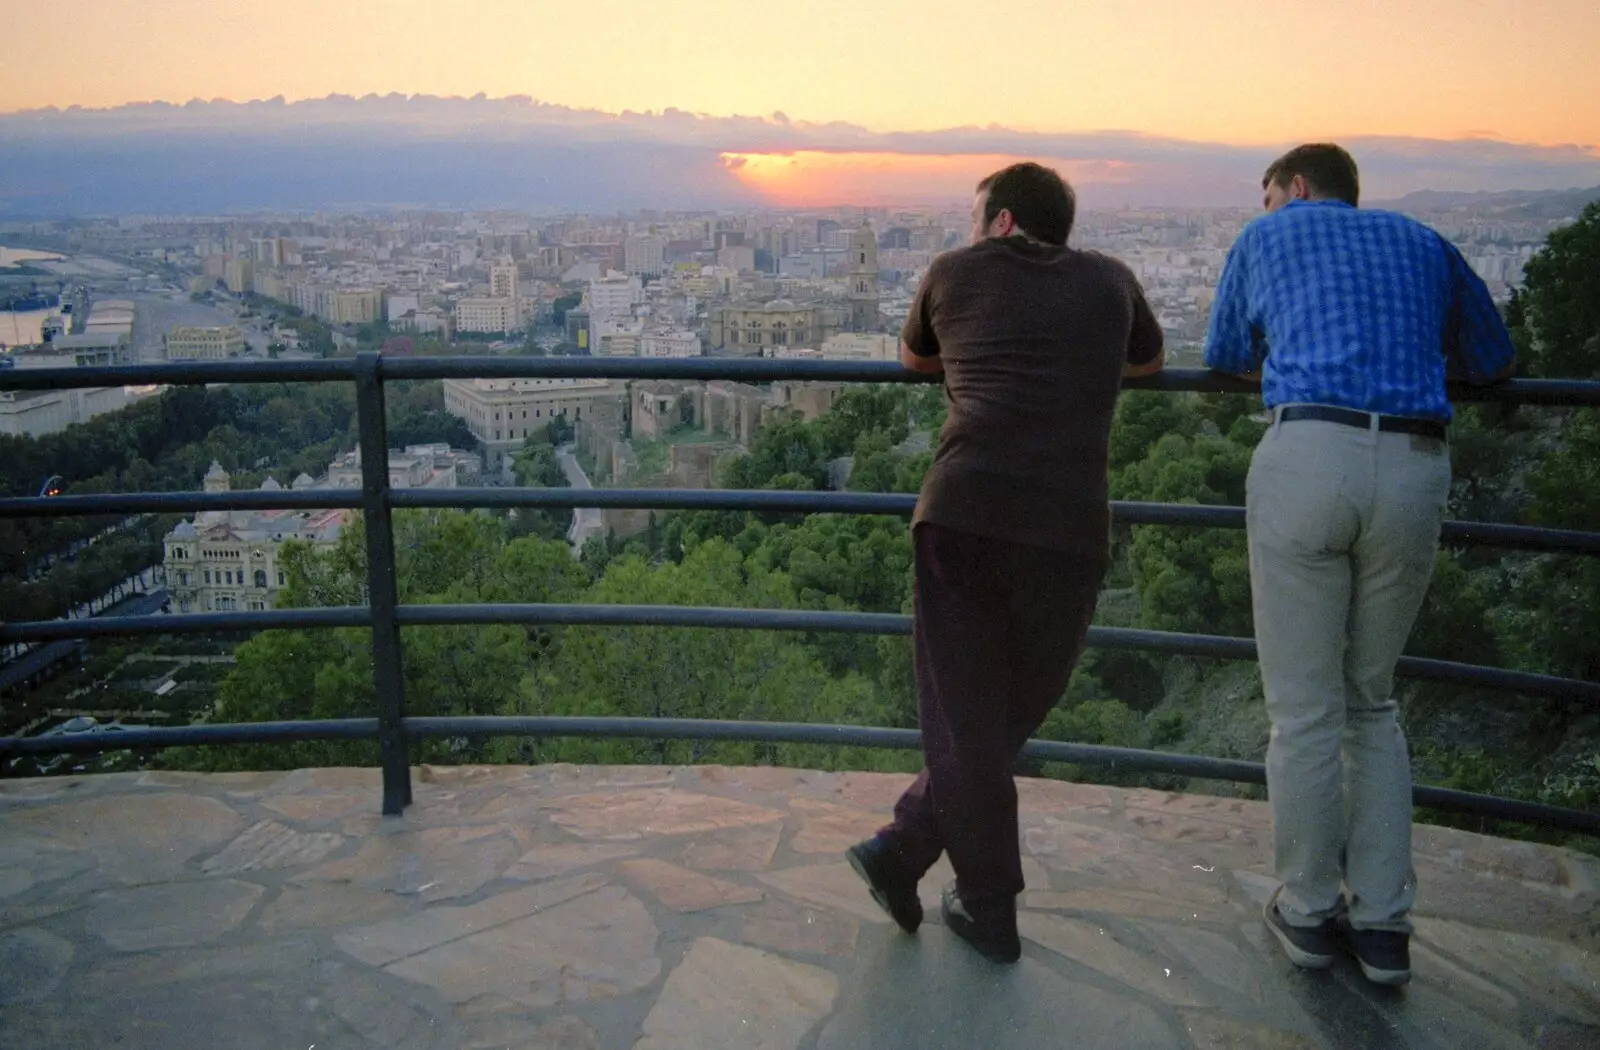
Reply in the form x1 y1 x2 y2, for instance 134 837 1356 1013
881 522 1106 914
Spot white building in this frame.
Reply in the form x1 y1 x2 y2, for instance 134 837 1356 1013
586 273 643 328
640 329 702 358
165 325 246 361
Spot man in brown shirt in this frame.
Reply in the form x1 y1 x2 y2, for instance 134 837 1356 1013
847 162 1164 963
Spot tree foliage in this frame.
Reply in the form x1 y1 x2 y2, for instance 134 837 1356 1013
1512 201 1600 378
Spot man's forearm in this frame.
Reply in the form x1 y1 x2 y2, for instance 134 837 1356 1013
900 340 944 374
1124 352 1165 378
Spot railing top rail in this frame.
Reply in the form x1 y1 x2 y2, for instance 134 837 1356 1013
2 355 1598 406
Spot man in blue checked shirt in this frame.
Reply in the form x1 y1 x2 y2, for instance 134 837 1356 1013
1205 143 1514 987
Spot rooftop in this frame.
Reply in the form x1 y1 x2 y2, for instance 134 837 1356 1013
1 764 1595 1049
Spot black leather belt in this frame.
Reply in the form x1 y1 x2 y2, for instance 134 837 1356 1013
1277 405 1447 440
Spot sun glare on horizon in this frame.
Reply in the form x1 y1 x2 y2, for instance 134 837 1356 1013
720 152 1144 207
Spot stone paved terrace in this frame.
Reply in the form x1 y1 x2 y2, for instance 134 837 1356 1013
0 765 1597 1049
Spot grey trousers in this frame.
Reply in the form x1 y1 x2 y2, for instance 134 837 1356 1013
1246 411 1451 934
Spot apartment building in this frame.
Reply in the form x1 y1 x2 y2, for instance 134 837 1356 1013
624 235 666 277
454 297 520 334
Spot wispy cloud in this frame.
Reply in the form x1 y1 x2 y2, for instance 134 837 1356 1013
3 95 1596 214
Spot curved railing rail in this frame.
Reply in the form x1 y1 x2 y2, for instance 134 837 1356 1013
2 354 1597 833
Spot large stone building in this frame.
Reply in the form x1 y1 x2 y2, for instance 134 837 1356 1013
162 445 480 614
443 376 625 473
710 300 832 353
164 325 246 361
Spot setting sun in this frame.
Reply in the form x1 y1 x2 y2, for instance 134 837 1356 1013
720 152 1143 206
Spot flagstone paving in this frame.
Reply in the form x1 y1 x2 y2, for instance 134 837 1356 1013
0 763 1596 1049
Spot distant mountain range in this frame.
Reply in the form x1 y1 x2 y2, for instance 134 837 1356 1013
1372 184 1600 218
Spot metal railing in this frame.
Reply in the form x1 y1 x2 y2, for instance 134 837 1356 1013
2 355 1598 833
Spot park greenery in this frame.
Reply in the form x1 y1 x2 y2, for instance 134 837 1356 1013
8 204 1600 847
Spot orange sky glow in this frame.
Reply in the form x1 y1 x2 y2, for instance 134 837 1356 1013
3 0 1596 152
720 152 1143 207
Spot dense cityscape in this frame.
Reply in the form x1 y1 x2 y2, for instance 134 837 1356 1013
0 195 1564 429
0 187 1592 765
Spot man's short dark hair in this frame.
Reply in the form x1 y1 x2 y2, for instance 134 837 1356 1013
977 163 1076 245
1262 144 1360 206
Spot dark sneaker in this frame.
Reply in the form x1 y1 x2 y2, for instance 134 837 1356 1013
1262 890 1335 970
846 837 923 934
940 882 1021 964
1331 914 1411 986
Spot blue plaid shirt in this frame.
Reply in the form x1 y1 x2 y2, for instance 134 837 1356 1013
1204 200 1515 421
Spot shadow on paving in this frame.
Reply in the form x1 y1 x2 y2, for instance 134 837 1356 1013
817 920 1594 1050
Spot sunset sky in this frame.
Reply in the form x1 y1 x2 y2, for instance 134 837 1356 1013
3 0 1598 211
8 0 1598 143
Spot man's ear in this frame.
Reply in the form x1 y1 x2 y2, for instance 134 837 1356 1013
991 208 1015 237
1290 175 1310 201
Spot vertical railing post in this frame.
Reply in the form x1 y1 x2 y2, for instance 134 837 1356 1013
354 351 412 815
